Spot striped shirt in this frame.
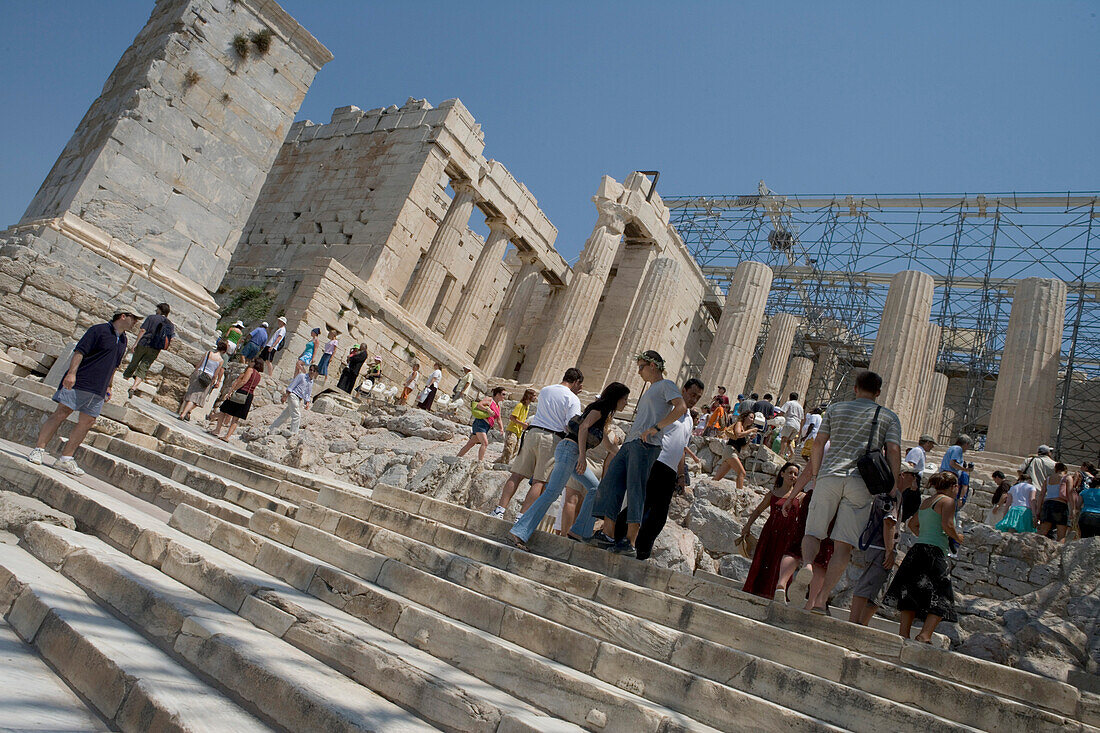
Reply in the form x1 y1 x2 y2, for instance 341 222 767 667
818 398 901 477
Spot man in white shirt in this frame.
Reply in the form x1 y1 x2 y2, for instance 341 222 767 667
268 364 316 436
1019 444 1057 488
899 434 935 521
489 368 583 519
777 392 805 459
261 316 287 363
611 379 705 560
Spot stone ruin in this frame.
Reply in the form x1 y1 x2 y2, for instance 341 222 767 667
0 0 1095 730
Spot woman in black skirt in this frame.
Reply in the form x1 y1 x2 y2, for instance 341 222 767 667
882 471 964 642
210 358 264 442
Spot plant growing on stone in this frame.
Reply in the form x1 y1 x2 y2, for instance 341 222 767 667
232 33 250 59
251 28 274 55
221 92 232 104
183 69 201 87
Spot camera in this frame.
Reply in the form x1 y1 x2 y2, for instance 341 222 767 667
965 462 975 471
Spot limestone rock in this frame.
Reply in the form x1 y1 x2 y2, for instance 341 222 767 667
718 553 752 583
0 491 76 535
686 499 742 555
693 480 736 511
647 522 700 575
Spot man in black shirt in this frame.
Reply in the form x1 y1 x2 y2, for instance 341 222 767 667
990 470 1011 508
752 393 776 444
30 311 140 475
123 303 175 398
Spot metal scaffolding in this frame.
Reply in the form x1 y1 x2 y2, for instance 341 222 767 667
666 184 1100 463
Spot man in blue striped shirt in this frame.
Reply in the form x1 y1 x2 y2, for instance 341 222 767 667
268 364 316 436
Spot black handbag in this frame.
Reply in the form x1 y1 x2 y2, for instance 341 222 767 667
857 405 895 495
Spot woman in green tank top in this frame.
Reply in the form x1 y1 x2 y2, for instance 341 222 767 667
882 471 964 642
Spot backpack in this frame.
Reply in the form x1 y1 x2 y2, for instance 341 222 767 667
149 319 170 350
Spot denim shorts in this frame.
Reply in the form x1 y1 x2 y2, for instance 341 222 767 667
471 418 492 435
53 387 105 418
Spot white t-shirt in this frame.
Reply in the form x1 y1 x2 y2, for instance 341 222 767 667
626 378 683 445
1008 482 1035 508
658 413 694 469
904 446 926 474
781 400 804 428
529 383 581 432
428 369 442 386
801 413 822 439
265 325 286 349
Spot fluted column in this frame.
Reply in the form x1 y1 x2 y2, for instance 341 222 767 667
806 345 839 407
869 270 935 437
753 313 800 397
445 218 513 352
529 200 629 385
700 261 773 396
607 257 682 394
986 277 1067 455
782 356 814 402
907 323 942 440
480 254 541 375
402 180 480 322
922 372 949 441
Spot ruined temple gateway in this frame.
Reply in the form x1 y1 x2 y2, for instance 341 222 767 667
0 0 1086 460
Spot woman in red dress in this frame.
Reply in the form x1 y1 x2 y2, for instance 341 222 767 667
740 462 803 599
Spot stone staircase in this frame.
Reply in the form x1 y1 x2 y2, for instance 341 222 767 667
0 378 1096 731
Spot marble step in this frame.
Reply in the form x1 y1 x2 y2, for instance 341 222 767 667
0 614 109 731
0 444 713 733
242 502 975 732
0 537 272 732
85 434 296 516
334 483 1090 730
74 442 253 526
20 520 443 733
170 504 753 733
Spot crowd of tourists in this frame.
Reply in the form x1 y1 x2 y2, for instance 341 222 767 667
21 301 1100 643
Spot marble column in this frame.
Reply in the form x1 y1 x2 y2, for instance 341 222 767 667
480 254 541 375
986 277 1067 455
529 200 629 385
907 323 942 440
753 313 800 398
782 356 814 403
922 372 949 441
445 218 513 352
868 270 935 437
806 345 840 407
700 261 773 397
402 180 480 322
607 257 682 394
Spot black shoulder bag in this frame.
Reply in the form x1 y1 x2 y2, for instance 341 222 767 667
857 405 895 496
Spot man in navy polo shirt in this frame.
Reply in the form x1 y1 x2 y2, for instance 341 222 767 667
29 310 140 475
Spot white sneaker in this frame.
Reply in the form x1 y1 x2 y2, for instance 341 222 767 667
514 512 524 523
27 448 44 465
54 457 85 477
489 506 506 519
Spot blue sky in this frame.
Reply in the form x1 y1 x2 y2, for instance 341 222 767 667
1 1 1096 262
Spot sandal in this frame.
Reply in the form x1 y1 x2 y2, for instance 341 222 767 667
507 534 529 552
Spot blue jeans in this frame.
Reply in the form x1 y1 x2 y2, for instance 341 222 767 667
592 439 660 525
511 439 599 542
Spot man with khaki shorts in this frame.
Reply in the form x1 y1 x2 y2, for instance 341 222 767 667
787 370 902 613
488 368 583 519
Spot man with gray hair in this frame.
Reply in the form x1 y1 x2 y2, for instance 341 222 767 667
1020 444 1057 489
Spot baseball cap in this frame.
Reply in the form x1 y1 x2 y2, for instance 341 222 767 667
1037 444 1052 455
919 434 936 443
261 321 269 328
233 320 244 327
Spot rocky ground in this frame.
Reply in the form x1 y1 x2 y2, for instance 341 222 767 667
228 393 1099 687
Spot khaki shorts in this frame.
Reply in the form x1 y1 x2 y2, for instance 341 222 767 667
781 424 800 439
805 473 874 547
509 428 560 483
501 431 521 464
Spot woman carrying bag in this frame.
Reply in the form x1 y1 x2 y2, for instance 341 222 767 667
456 387 506 461
178 340 227 421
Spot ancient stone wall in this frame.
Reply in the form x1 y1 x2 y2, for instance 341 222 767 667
8 0 330 312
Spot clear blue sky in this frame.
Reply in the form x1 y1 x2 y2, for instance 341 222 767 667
1 1 1096 261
